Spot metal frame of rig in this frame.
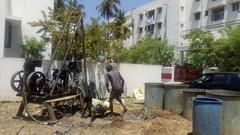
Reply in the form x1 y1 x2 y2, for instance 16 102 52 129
10 8 96 124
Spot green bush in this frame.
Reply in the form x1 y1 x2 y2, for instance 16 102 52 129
21 37 46 59
120 37 174 66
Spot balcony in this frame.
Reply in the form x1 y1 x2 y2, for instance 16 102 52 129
192 0 202 12
207 0 226 9
145 24 155 36
145 10 155 25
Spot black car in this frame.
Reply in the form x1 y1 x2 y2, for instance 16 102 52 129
189 72 240 91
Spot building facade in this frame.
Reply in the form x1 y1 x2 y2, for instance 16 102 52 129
124 0 240 65
185 0 240 35
0 0 54 59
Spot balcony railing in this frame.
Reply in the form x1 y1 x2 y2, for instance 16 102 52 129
207 0 226 9
145 16 155 25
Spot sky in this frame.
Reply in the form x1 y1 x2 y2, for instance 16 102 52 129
79 0 152 24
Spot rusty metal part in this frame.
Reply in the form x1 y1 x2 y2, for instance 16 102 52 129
13 8 88 124
10 70 24 93
26 71 47 97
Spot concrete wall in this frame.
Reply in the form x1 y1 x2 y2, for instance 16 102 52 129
0 58 24 101
166 0 180 47
0 0 6 57
87 63 162 98
0 0 54 59
0 58 164 101
119 63 162 97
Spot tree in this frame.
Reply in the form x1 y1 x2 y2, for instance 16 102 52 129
29 0 84 59
185 29 216 69
20 37 46 59
85 17 110 62
54 0 65 11
219 24 233 37
216 26 240 71
97 0 120 24
120 38 174 66
97 0 120 40
110 10 131 43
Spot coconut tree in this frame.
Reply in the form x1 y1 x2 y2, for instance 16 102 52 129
97 0 120 40
54 0 65 11
97 0 120 24
111 9 131 42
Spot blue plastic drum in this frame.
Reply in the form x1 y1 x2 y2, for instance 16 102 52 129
193 97 222 135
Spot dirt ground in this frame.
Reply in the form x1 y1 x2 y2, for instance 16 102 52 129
0 98 192 135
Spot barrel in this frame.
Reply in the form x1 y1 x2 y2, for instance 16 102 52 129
145 83 165 109
182 89 206 120
206 90 240 135
164 84 188 114
193 97 222 135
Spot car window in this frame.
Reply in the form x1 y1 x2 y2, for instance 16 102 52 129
198 74 213 82
203 75 213 82
226 75 232 83
213 74 226 83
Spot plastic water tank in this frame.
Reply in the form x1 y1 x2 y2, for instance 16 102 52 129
193 97 222 135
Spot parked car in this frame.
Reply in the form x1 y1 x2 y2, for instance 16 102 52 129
189 72 240 91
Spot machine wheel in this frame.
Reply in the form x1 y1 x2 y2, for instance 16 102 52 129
26 71 46 96
10 70 24 92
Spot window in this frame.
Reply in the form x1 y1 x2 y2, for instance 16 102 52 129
147 10 155 20
180 24 184 28
157 7 162 14
232 2 239 11
213 74 226 83
139 14 143 20
194 12 201 20
226 75 232 83
198 74 213 83
146 24 154 34
211 7 224 21
205 10 208 16
138 27 143 34
181 6 184 11
157 22 162 29
4 22 12 48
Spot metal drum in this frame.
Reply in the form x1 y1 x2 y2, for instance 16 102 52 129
193 97 222 135
145 83 165 109
182 89 206 120
206 90 240 135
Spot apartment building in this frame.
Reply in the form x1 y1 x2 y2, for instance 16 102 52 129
0 0 54 58
185 0 240 34
124 0 240 65
124 0 185 64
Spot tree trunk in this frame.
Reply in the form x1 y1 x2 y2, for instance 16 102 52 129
108 17 110 41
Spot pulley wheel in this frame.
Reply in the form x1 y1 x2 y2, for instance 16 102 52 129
10 70 24 92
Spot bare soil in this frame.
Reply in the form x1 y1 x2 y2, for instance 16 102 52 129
0 98 192 135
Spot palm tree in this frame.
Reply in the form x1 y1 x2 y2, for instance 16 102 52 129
54 0 65 11
112 10 131 42
97 0 120 24
97 0 120 40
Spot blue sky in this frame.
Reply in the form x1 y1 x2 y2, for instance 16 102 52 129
79 0 152 24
